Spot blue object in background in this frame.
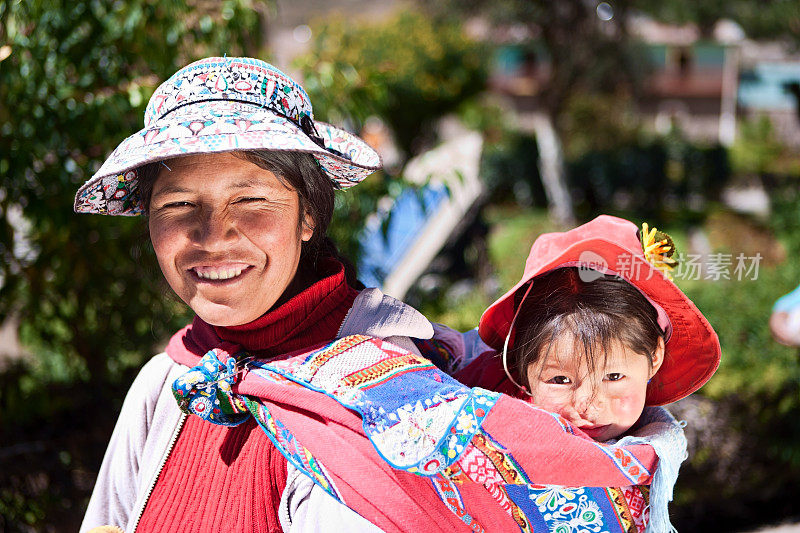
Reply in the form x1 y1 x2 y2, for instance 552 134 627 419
739 63 800 110
358 183 449 289
773 283 800 313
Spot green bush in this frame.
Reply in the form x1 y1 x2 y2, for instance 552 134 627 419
479 131 545 208
568 135 730 219
295 10 489 157
1 2 265 529
0 0 263 384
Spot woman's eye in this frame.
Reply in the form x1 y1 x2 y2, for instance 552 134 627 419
163 201 193 209
606 372 624 381
548 375 572 385
236 197 266 204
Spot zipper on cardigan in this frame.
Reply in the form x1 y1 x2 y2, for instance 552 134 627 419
130 412 187 533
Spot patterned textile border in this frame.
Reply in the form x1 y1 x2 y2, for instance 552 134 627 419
244 397 341 502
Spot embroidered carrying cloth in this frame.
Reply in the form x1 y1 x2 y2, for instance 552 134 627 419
171 334 683 532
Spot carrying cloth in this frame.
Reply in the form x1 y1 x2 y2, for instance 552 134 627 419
171 333 686 532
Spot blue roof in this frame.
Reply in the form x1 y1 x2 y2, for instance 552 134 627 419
739 62 800 110
358 183 449 289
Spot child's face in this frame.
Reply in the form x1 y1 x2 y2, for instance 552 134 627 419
525 334 663 441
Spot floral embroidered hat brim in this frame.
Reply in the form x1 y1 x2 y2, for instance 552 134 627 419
478 214 721 406
74 56 382 216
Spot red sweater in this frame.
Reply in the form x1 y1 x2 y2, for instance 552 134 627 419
136 261 358 532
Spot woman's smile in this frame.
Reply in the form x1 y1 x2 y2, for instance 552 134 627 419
190 263 254 282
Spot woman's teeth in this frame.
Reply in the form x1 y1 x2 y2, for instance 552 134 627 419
194 267 245 280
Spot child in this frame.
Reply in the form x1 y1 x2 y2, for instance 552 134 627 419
500 266 667 442
454 214 721 530
459 215 719 433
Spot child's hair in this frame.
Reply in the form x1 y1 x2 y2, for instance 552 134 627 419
509 267 666 390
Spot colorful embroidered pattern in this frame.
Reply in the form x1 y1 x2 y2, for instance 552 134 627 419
76 170 144 216
248 335 499 475
431 476 487 532
608 487 637 533
521 486 612 533
413 337 460 373
468 431 530 485
341 352 432 389
144 57 313 128
598 445 652 485
621 486 650 532
75 57 382 216
486 482 533 533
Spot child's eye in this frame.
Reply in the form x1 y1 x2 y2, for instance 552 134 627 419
547 375 572 385
605 373 624 381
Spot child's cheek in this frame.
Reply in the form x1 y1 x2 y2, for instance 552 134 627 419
611 390 647 425
528 396 572 420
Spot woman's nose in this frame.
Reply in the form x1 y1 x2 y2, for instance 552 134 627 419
193 209 239 248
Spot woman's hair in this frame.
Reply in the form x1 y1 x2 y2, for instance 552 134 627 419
509 267 665 389
136 150 361 288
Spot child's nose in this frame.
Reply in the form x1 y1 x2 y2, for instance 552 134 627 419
574 386 602 416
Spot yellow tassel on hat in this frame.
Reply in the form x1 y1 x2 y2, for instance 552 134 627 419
640 222 678 279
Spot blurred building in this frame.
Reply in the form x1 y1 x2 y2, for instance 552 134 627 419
738 41 800 149
488 15 800 148
632 16 742 146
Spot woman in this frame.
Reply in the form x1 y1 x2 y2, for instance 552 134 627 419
77 56 438 532
78 57 680 533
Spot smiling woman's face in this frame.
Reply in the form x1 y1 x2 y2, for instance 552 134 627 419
148 152 313 326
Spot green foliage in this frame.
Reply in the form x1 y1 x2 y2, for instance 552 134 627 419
730 116 787 176
416 206 559 330
560 93 643 161
667 195 800 529
295 10 489 156
479 131 545 208
771 175 800 255
568 132 730 219
295 9 490 273
680 265 800 400
0 0 264 383
483 206 560 290
328 171 389 269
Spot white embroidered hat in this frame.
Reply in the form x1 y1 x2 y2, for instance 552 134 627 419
74 56 382 216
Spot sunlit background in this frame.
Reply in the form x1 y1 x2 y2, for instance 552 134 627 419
2 1 800 531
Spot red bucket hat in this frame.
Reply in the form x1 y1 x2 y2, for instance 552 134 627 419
478 215 721 406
